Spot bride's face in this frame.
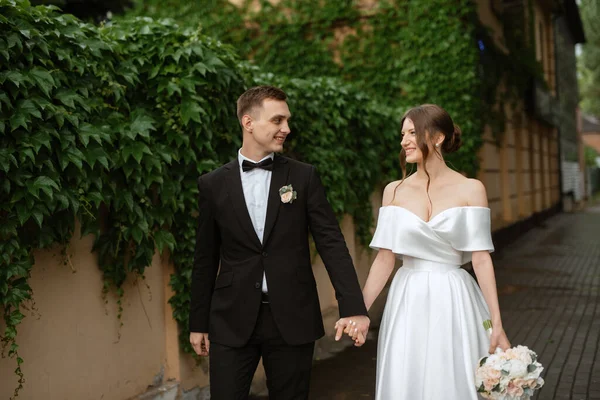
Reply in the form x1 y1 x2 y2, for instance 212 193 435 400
401 118 422 163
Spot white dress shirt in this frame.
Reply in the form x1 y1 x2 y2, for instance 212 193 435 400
238 150 273 293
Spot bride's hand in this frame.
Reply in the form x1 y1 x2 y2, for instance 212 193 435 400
334 317 368 347
343 323 366 346
489 327 511 353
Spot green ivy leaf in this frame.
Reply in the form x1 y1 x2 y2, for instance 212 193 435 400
28 68 55 98
66 148 84 170
87 191 104 207
180 98 204 125
154 230 175 253
122 142 152 163
28 131 52 153
55 89 82 109
31 208 44 227
78 123 111 147
65 113 80 128
127 111 156 139
0 92 11 111
8 310 25 327
17 99 42 119
1 70 27 87
123 192 134 211
130 226 143 244
84 146 110 169
7 33 22 50
27 176 60 199
9 111 29 132
55 112 65 128
15 204 30 226
2 179 10 194
54 193 69 210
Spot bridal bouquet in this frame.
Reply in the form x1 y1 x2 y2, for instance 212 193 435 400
475 320 545 400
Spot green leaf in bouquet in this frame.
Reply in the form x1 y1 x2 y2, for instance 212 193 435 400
527 364 537 373
476 383 486 393
479 357 487 367
530 352 537 363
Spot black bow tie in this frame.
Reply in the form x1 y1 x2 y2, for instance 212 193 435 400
242 158 274 172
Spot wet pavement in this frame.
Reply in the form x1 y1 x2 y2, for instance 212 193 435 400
306 204 600 400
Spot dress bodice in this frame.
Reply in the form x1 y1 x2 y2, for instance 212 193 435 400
369 206 494 265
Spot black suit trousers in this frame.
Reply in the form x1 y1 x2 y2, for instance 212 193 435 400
209 302 315 400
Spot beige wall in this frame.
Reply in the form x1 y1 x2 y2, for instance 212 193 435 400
0 223 176 400
477 104 561 230
476 0 561 230
583 133 600 154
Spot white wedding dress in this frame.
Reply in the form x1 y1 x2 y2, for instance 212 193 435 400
370 206 493 400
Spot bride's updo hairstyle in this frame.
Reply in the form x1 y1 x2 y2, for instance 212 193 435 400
400 103 462 165
393 104 462 216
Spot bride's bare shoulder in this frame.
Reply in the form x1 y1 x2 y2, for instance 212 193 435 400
460 178 488 207
382 178 413 206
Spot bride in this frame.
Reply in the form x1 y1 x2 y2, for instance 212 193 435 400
338 104 511 399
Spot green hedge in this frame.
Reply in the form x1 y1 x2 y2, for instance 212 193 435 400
0 0 243 395
129 0 484 176
1 1 399 395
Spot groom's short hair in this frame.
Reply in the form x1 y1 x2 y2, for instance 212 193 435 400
237 86 287 124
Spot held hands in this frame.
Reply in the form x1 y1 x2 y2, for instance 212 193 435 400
334 315 370 347
489 326 511 354
190 332 210 356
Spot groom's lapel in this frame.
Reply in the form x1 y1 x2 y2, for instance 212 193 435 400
262 155 290 246
225 160 262 250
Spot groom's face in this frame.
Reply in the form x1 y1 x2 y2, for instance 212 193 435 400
248 99 291 155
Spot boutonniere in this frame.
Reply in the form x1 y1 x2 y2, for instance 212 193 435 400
279 184 297 204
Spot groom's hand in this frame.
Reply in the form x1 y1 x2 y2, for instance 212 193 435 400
334 315 370 346
190 332 210 356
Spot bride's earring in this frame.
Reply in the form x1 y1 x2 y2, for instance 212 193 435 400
435 143 440 148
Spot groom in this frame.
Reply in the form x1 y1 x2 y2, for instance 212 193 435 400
189 85 369 399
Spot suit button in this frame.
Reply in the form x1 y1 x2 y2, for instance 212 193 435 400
255 282 261 289
262 251 268 257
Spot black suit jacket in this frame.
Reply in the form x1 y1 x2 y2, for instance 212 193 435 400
189 154 367 347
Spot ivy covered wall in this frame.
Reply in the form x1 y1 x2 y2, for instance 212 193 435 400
129 0 485 176
0 1 400 395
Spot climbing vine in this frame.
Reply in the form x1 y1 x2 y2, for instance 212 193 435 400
129 0 484 175
0 0 246 395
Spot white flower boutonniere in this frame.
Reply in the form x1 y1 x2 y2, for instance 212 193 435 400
279 184 297 204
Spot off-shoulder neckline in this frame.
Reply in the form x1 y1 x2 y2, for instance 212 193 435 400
380 205 490 224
